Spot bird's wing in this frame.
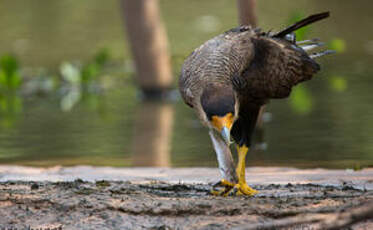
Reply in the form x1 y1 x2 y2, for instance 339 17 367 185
179 54 200 108
232 12 332 100
178 77 195 108
234 35 320 100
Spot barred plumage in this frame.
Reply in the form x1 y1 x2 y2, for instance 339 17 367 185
178 12 333 194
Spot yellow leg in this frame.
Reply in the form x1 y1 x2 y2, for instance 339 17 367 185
234 145 258 196
210 146 258 196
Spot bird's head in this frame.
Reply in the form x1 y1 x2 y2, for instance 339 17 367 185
200 84 238 145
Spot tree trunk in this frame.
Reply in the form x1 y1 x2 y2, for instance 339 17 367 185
121 0 173 96
237 0 257 27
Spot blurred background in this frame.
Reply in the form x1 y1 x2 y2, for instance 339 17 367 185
0 0 372 169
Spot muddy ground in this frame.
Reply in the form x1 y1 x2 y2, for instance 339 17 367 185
0 180 372 230
0 167 372 229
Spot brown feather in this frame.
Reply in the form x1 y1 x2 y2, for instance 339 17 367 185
273 12 330 38
179 12 331 146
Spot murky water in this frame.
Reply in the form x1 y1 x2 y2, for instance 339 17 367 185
0 0 372 168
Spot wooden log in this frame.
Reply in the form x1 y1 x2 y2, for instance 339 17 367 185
233 201 373 230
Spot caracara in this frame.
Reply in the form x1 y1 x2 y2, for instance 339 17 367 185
179 12 333 196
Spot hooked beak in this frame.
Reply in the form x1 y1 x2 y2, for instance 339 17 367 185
211 113 234 145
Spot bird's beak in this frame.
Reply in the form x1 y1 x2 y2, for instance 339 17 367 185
211 113 234 145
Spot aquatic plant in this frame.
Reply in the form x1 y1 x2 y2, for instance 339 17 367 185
0 54 22 91
0 55 23 127
59 49 111 111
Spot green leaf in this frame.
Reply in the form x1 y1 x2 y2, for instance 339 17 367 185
60 62 81 85
94 49 110 66
0 55 19 76
81 63 99 83
9 73 22 89
0 70 7 88
0 54 22 90
60 88 81 112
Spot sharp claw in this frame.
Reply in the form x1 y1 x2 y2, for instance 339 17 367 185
210 179 258 197
211 183 258 196
220 179 235 187
211 179 236 196
222 187 233 197
210 186 231 196
239 184 259 196
212 181 223 189
213 179 235 188
228 186 239 196
210 189 221 196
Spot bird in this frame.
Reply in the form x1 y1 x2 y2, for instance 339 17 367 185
179 12 334 196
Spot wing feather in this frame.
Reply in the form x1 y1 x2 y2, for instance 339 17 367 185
237 36 320 99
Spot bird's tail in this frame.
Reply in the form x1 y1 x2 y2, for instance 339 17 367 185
296 39 336 59
273 12 335 59
273 12 330 38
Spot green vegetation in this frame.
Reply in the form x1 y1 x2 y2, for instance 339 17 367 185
59 49 111 111
0 54 22 91
0 55 23 128
0 50 113 115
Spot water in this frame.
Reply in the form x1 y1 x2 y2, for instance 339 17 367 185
0 0 372 168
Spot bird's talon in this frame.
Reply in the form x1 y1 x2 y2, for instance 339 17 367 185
228 185 239 196
220 179 235 187
210 189 222 196
210 179 236 196
239 183 258 196
210 186 232 196
212 181 223 189
211 181 258 196
213 179 235 189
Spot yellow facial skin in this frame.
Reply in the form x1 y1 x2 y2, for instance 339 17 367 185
211 113 234 132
